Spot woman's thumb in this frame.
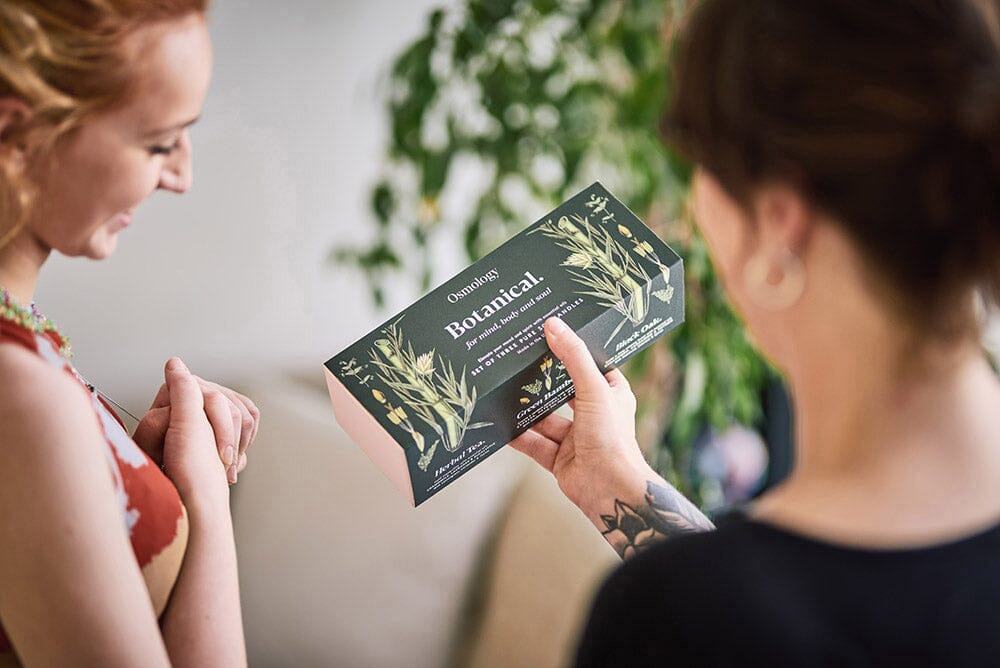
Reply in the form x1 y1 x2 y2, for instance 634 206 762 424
164 357 204 421
132 406 170 460
543 318 609 400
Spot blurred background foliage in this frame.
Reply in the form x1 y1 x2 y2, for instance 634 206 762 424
335 0 773 507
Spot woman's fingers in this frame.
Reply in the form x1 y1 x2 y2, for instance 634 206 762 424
202 389 239 479
531 412 573 443
229 390 259 460
154 374 257 456
132 406 170 463
151 363 259 484
193 377 258 462
195 379 244 460
606 369 637 417
508 429 560 472
150 382 170 410
605 367 630 391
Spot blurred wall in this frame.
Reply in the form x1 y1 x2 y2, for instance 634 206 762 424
36 0 1000 423
36 0 452 407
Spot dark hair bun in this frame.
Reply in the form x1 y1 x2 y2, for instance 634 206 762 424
665 0 1000 334
952 57 1000 279
958 64 1000 179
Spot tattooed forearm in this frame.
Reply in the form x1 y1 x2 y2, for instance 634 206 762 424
599 480 714 559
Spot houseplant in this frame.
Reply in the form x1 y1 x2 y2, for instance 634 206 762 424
335 0 772 506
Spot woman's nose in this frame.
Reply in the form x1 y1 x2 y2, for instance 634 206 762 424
158 133 192 193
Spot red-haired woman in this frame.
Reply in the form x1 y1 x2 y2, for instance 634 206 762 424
0 2 256 665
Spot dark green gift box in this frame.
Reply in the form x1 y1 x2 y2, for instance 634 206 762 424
324 183 684 506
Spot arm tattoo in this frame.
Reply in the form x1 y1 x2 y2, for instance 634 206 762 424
599 481 714 559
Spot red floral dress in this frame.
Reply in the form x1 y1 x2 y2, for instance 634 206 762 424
0 317 188 664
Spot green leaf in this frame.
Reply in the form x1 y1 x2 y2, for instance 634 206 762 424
420 265 432 293
421 151 452 196
621 29 647 70
469 0 518 27
392 35 435 81
371 182 395 226
463 217 482 262
356 243 402 270
428 8 446 32
530 0 557 13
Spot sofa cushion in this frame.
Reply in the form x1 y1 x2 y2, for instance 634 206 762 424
231 372 526 668
454 463 619 668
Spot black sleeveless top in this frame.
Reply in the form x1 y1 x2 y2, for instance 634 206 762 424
575 511 1000 667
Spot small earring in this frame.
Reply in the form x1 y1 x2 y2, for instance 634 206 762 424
743 247 806 311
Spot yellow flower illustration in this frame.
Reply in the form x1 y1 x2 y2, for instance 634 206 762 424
522 379 543 395
387 406 409 424
414 350 435 376
562 252 592 269
372 389 387 404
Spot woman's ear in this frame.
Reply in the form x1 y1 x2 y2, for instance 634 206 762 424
750 182 813 255
0 98 34 168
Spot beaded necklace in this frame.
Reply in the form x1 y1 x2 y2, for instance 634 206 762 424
0 287 73 359
0 287 143 423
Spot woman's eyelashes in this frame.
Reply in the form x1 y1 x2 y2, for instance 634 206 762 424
148 138 181 156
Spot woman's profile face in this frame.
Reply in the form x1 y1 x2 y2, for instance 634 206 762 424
24 13 212 260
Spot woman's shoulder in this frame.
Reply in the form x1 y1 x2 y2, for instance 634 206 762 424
596 507 1000 620
588 510 849 617
0 343 102 464
625 511 759 569
581 514 759 624
574 518 759 667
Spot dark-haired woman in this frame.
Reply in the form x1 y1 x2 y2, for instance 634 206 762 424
511 0 1000 664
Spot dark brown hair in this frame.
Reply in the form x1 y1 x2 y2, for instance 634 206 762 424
664 0 1000 334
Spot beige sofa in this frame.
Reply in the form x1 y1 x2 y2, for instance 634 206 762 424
231 372 619 668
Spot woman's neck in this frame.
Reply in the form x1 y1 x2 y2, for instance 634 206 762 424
788 290 995 461
760 305 1000 546
0 230 50 303
794 335 997 472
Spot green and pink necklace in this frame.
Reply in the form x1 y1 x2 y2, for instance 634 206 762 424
0 287 73 359
0 287 142 422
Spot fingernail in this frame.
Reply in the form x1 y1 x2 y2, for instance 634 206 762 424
166 357 189 373
224 445 235 466
228 465 238 484
547 317 567 335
